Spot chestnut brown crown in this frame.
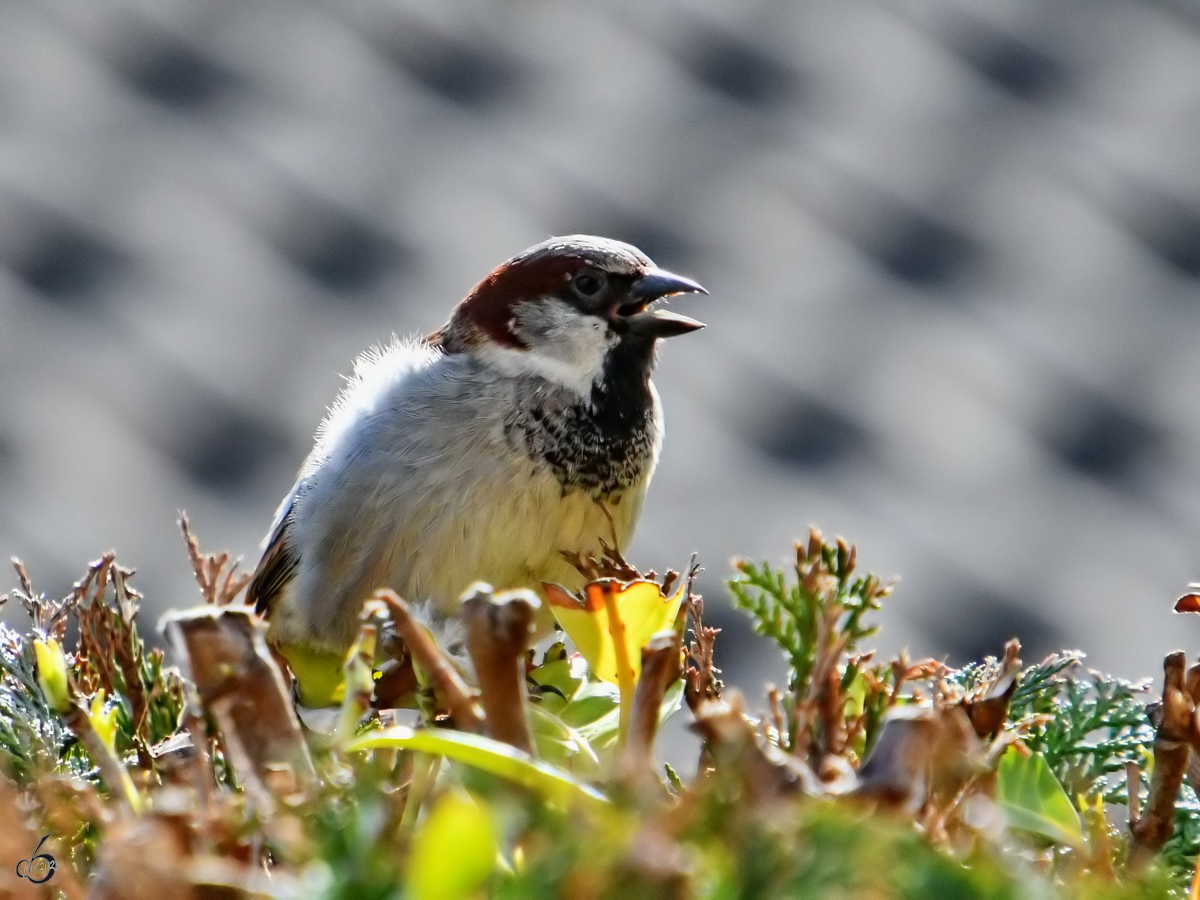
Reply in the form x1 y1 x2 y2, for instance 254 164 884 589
428 235 706 354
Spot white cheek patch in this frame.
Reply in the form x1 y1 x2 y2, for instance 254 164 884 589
480 300 618 398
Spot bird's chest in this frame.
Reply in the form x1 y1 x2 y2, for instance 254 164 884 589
504 392 658 498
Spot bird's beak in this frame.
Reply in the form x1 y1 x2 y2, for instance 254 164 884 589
629 268 708 302
621 267 708 339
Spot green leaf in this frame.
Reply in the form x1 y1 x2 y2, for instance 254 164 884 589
529 703 601 776
996 747 1084 847
406 788 498 900
529 658 584 706
559 681 620 731
348 725 608 812
569 679 684 750
843 668 868 719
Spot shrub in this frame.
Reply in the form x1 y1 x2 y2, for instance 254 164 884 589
0 524 1196 899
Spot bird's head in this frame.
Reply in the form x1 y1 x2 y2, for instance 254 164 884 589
430 235 707 397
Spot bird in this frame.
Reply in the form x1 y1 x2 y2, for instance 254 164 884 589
246 235 707 697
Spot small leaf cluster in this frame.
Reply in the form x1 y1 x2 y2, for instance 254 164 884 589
1162 789 1200 884
0 624 73 782
729 528 896 763
1 555 186 794
1009 653 1154 802
729 529 889 695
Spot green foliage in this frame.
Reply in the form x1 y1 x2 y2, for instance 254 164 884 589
1009 653 1154 801
406 789 498 900
728 530 896 762
0 625 74 782
726 530 1184 896
996 748 1084 848
0 532 1194 899
1162 789 1200 885
0 557 186 796
349 725 609 813
728 533 888 697
302 767 412 900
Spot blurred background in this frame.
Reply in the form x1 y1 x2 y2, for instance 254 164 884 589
4 0 1200 709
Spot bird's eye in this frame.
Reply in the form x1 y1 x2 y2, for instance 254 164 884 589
572 271 605 297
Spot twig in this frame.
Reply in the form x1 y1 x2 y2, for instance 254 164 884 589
61 699 143 814
462 586 538 754
336 599 387 746
962 639 1022 739
815 638 848 761
374 589 485 733
162 606 315 805
109 563 150 746
181 513 212 604
185 703 216 829
691 692 819 800
618 630 682 791
16 555 104 640
1129 652 1196 868
684 594 721 714
561 540 641 583
1127 761 1141 828
401 754 442 831
795 605 849 766
12 556 32 595
179 513 252 605
767 685 786 746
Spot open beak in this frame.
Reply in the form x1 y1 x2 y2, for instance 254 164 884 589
619 267 708 339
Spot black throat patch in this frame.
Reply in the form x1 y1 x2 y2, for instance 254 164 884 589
506 337 658 496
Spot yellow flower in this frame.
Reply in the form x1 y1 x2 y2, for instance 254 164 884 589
543 578 684 748
543 579 684 687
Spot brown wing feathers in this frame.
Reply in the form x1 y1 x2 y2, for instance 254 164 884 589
246 513 299 617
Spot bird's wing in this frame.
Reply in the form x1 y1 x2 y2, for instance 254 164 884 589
246 495 300 617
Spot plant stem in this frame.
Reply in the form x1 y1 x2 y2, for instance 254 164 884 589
401 753 441 831
462 587 537 755
62 702 142 814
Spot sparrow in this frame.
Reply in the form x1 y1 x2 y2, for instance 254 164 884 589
246 235 706 696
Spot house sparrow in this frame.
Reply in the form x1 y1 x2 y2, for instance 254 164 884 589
246 235 706 684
